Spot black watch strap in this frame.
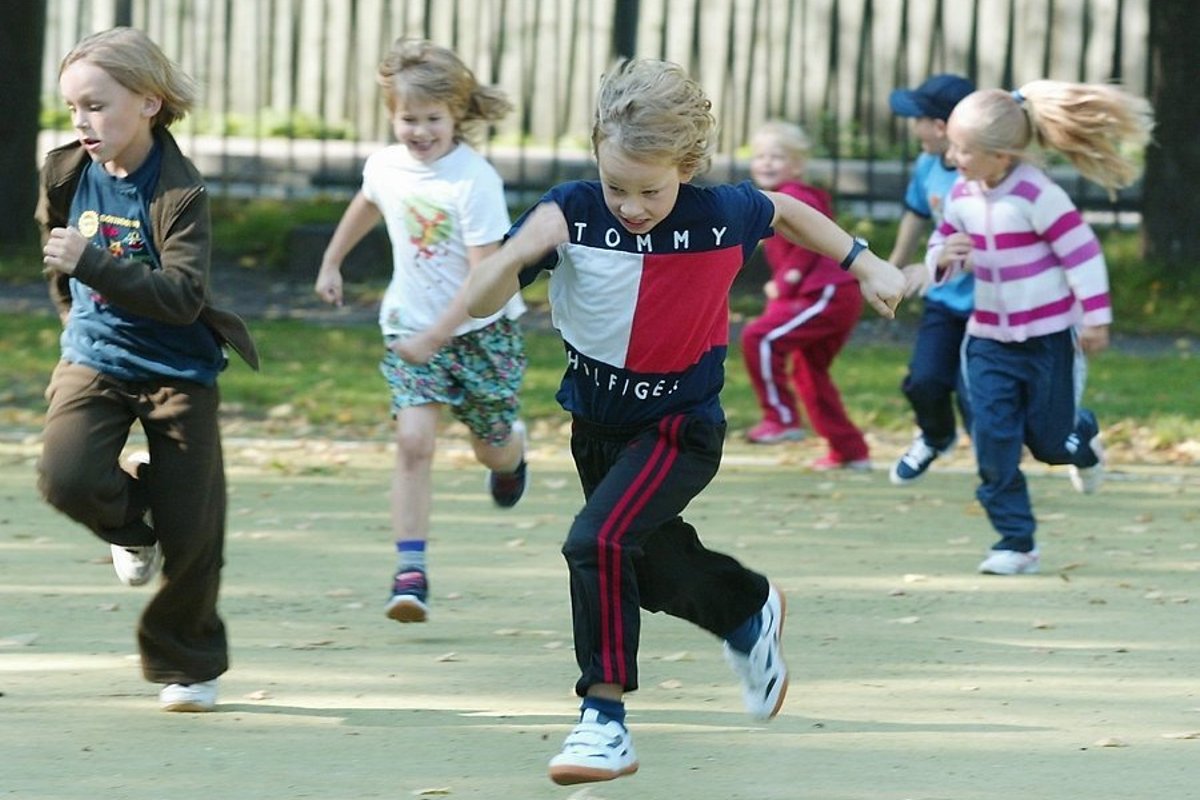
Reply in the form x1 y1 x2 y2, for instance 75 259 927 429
840 237 869 271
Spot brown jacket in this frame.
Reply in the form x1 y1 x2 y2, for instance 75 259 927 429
35 128 259 371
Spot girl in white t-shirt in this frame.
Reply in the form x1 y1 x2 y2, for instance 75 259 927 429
316 39 527 623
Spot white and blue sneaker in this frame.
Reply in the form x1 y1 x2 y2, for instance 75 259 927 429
1069 434 1106 494
724 583 789 720
111 543 162 587
890 434 955 485
548 708 639 785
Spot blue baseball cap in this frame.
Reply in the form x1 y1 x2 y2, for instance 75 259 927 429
889 74 976 121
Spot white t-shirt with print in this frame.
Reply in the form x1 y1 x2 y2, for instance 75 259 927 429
362 142 525 337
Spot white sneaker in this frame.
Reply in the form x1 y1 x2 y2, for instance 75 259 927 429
724 583 789 720
159 679 218 712
548 708 639 785
110 543 162 586
1069 434 1106 494
978 548 1040 575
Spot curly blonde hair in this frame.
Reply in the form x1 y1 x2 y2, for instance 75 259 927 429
377 38 512 143
951 82 1154 194
60 27 196 128
592 58 716 177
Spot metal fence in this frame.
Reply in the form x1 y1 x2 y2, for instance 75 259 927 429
41 0 1149 214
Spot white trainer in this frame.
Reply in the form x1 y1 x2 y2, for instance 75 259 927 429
548 708 639 785
978 548 1040 575
159 679 218 712
1068 434 1106 494
723 583 789 720
110 543 162 587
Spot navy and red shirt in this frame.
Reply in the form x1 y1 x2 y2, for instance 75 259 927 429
517 180 776 426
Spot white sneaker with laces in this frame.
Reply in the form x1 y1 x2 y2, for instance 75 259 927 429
548 708 639 785
159 679 218 712
978 548 1040 575
724 583 788 720
110 543 162 586
1068 434 1106 494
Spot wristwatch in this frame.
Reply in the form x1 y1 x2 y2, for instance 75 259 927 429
840 236 869 271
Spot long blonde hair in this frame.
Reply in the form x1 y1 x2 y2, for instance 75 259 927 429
592 58 716 177
60 27 196 128
377 38 512 143
951 82 1154 195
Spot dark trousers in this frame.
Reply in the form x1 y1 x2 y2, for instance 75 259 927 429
902 301 972 448
563 414 769 696
966 332 1101 551
37 361 229 684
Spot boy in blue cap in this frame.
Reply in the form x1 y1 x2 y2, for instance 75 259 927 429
886 74 976 485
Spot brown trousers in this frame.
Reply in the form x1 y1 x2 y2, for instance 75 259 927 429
37 360 228 684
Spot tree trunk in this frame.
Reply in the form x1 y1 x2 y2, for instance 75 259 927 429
1142 0 1200 270
0 2 47 247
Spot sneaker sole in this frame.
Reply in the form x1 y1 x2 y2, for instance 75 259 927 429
766 584 789 719
161 700 215 713
385 596 429 623
548 761 639 785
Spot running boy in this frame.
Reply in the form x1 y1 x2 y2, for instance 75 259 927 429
315 39 527 623
886 74 977 484
36 27 258 712
466 58 905 784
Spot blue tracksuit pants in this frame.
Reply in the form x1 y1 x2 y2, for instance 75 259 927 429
965 330 1102 552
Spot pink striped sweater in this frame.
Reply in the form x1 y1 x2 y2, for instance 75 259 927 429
926 162 1112 342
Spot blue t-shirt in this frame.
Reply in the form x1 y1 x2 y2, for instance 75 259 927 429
905 152 973 316
62 143 224 385
516 180 776 426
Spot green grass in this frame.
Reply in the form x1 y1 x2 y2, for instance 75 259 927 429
3 312 1198 452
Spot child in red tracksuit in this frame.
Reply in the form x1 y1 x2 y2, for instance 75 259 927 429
741 121 870 470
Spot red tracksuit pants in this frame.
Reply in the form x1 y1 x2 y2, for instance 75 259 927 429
741 282 868 460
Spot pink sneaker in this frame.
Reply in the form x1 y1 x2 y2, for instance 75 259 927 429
746 421 806 444
810 453 872 471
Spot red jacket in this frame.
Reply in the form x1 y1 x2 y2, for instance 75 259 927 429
761 181 857 300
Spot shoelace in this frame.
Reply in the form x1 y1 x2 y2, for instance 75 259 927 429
902 439 937 466
392 571 426 594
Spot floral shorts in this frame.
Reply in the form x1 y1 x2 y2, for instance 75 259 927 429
380 316 526 446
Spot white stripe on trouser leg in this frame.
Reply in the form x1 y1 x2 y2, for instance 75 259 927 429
755 285 835 427
1069 327 1088 412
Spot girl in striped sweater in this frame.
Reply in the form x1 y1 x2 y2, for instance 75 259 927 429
927 82 1153 575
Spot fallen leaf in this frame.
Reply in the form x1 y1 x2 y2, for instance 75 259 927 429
659 679 684 689
1160 731 1200 740
436 652 460 662
1093 737 1128 748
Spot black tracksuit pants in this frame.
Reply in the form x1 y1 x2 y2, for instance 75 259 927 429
563 413 769 696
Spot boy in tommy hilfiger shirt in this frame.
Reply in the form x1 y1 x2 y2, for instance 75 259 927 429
467 57 905 785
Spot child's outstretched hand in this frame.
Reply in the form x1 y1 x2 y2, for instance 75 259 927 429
901 263 931 297
851 253 906 318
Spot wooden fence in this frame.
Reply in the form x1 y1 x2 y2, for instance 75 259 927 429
41 0 1150 209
